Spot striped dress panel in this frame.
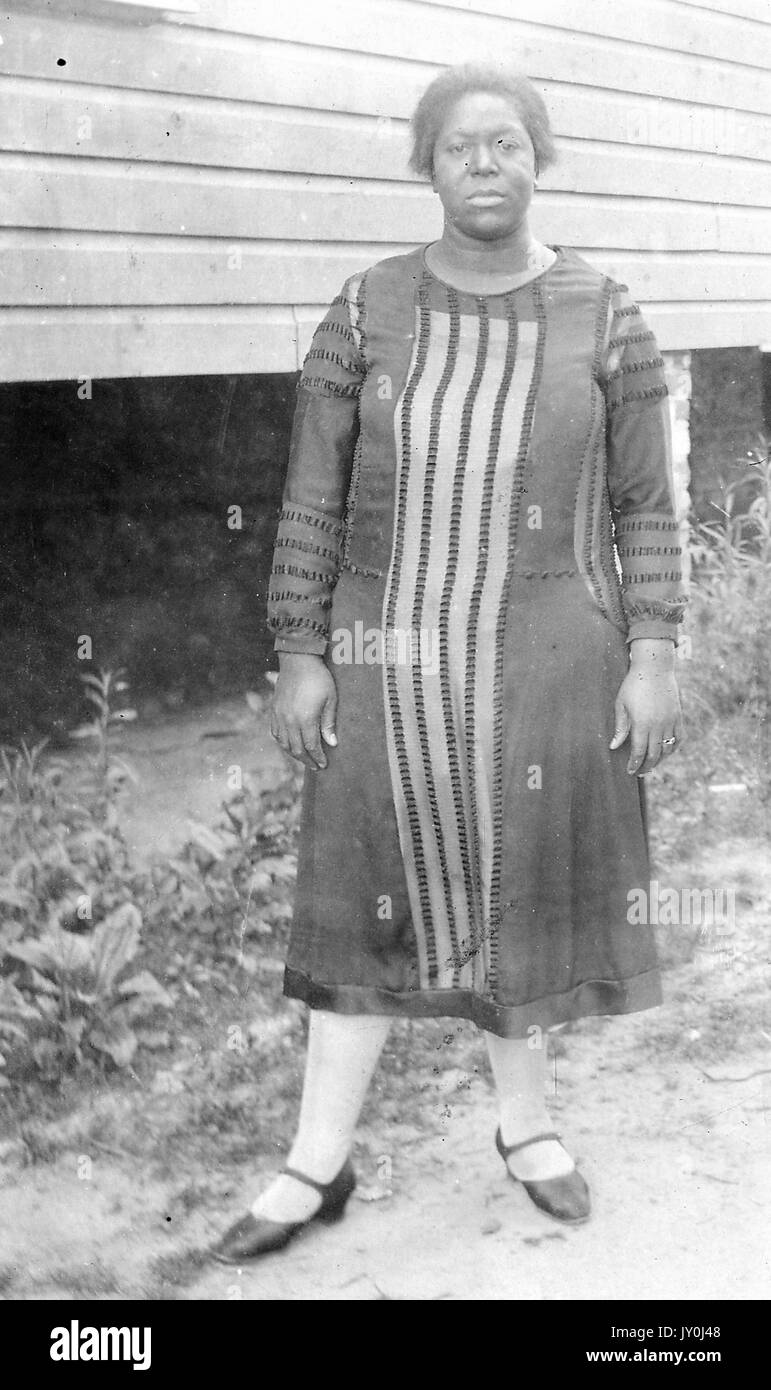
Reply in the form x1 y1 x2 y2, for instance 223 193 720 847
383 288 541 993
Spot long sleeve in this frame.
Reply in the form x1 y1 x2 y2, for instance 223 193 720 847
267 277 366 654
602 281 687 643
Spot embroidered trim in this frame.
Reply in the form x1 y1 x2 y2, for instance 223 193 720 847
599 477 625 626
279 506 343 537
314 320 358 350
617 545 682 558
594 277 614 384
267 615 329 636
607 383 668 412
271 563 330 583
342 436 363 568
612 303 643 320
435 282 480 953
510 568 578 579
383 269 436 980
341 557 383 578
337 274 369 563
269 589 333 610
626 571 683 584
608 329 656 351
605 355 665 385
602 280 629 628
459 295 520 990
298 376 361 398
616 516 681 533
304 347 360 374
489 279 547 996
273 536 340 563
354 272 368 363
624 601 686 622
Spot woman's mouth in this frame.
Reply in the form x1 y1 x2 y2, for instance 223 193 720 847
466 192 506 207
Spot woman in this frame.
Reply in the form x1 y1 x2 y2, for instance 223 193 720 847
212 63 685 1263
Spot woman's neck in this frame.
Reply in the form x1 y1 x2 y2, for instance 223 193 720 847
434 219 539 276
425 222 557 293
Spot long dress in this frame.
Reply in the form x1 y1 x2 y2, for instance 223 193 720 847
267 245 686 1038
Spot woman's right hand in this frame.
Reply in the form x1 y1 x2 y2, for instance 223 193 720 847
270 653 338 770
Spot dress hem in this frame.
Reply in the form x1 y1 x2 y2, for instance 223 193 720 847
283 966 662 1039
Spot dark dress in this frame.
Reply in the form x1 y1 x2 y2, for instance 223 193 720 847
267 245 686 1038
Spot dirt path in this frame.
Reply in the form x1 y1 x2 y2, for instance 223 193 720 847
2 987 769 1301
1 702 769 1301
107 693 287 864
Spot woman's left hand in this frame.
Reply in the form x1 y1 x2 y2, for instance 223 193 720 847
610 638 684 775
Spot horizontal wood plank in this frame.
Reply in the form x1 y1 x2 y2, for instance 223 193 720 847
0 305 300 378
673 0 770 23
0 157 440 238
2 236 769 307
0 239 406 306
0 298 767 383
3 158 770 253
411 0 771 69
0 2 768 378
3 6 770 118
2 15 767 156
168 0 771 114
2 82 769 203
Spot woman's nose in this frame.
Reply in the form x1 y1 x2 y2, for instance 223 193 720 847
469 142 498 174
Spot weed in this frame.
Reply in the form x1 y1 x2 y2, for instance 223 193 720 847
0 672 168 1082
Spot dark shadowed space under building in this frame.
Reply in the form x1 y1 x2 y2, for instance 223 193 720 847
2 348 766 742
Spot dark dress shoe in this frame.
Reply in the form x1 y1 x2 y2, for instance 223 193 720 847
495 1127 591 1225
210 1158 356 1264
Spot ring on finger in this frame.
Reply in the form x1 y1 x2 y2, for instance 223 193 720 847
661 737 676 747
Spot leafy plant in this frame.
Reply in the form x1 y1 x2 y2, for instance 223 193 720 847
0 739 72 878
0 674 305 1090
0 669 173 1084
0 978 40 1087
144 768 301 961
0 723 143 966
68 667 138 827
683 439 771 801
2 903 171 1079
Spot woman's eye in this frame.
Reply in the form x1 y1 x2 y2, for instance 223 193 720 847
499 141 519 151
450 143 467 153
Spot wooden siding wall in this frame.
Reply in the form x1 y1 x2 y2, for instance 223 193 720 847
0 0 770 380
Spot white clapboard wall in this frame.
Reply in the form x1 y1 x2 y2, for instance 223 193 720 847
0 0 770 379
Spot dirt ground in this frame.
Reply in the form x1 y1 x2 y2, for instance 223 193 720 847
1 698 770 1301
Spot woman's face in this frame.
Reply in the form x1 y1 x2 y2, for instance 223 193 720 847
431 91 537 241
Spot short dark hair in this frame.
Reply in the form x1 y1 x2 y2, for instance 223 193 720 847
409 63 557 181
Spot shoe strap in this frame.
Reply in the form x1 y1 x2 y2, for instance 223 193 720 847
282 1164 334 1196
498 1129 562 1158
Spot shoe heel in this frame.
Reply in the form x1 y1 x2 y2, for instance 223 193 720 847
317 1192 352 1224
317 1204 347 1224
